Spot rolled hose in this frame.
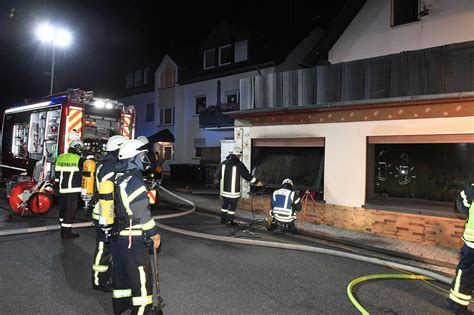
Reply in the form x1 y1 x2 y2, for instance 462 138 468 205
347 274 434 314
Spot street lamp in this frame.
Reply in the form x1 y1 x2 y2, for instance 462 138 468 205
35 23 72 95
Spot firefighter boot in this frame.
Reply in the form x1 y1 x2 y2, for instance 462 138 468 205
444 298 473 314
61 227 79 239
220 211 227 224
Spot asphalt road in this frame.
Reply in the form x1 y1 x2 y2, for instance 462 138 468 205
0 200 452 314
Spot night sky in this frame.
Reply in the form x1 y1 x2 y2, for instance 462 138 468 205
0 0 346 109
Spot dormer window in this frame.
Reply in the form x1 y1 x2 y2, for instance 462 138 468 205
204 49 216 69
219 44 233 66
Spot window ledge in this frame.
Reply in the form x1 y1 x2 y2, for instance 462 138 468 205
363 201 466 219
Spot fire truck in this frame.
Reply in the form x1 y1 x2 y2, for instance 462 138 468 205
0 88 136 216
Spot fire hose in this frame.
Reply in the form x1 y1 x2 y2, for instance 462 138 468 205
0 185 453 314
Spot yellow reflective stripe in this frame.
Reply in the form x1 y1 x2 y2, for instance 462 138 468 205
294 198 301 203
132 266 152 314
132 295 153 306
454 269 462 293
59 187 82 193
450 288 472 301
119 230 142 236
449 293 470 306
113 289 132 298
141 219 156 231
128 186 147 203
55 166 80 171
461 191 471 208
120 186 134 216
92 213 99 220
93 242 105 285
92 265 109 272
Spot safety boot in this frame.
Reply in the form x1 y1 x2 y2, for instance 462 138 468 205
61 227 79 239
444 298 473 314
220 213 227 224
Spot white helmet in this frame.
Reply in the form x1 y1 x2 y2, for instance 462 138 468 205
230 146 242 155
137 136 149 145
118 139 148 160
106 135 128 152
282 178 293 187
69 140 84 152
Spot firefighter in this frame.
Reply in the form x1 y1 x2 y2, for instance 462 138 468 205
219 146 263 226
54 140 84 239
445 183 474 314
110 139 161 315
137 136 157 175
266 178 302 235
91 135 127 292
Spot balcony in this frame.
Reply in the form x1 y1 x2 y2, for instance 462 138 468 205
198 102 238 129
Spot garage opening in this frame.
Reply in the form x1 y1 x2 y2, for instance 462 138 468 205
251 137 324 199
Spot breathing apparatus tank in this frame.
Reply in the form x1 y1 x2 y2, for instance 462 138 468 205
98 180 115 228
81 156 96 207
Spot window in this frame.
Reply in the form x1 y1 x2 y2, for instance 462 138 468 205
159 108 174 125
367 135 474 214
391 0 419 27
219 44 233 66
195 96 206 114
194 147 202 158
126 73 133 88
194 138 205 158
145 103 154 122
234 40 248 62
144 68 152 85
203 49 216 69
159 64 175 89
226 90 239 103
252 138 325 199
162 145 174 160
134 70 143 86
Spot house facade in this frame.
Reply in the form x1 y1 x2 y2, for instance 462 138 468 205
229 0 474 248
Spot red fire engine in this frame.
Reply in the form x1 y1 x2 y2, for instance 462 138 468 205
0 89 136 216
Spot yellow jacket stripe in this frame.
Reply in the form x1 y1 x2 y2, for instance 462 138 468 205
113 289 132 298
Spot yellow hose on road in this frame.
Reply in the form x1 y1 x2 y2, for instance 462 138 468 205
347 274 434 314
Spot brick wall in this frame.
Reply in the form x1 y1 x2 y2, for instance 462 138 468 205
238 196 465 248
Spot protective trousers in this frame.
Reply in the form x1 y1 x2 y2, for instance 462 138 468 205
221 197 239 223
59 193 79 236
449 244 474 307
92 223 112 290
110 235 154 315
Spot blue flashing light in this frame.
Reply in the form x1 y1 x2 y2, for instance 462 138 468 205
49 95 67 105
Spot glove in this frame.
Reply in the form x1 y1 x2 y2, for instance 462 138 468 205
256 181 264 187
151 233 161 250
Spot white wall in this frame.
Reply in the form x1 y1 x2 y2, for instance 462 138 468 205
119 91 155 137
176 67 275 164
329 0 474 63
241 116 474 205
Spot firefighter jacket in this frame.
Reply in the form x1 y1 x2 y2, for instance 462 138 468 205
459 184 474 248
114 168 159 238
92 153 118 221
220 154 256 199
55 153 84 194
271 188 302 223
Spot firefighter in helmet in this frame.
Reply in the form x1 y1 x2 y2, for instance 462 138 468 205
266 178 302 234
54 140 84 239
110 139 161 314
137 135 157 178
445 183 474 314
91 135 127 292
219 146 263 226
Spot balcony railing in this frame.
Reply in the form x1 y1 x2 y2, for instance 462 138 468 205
198 102 238 128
